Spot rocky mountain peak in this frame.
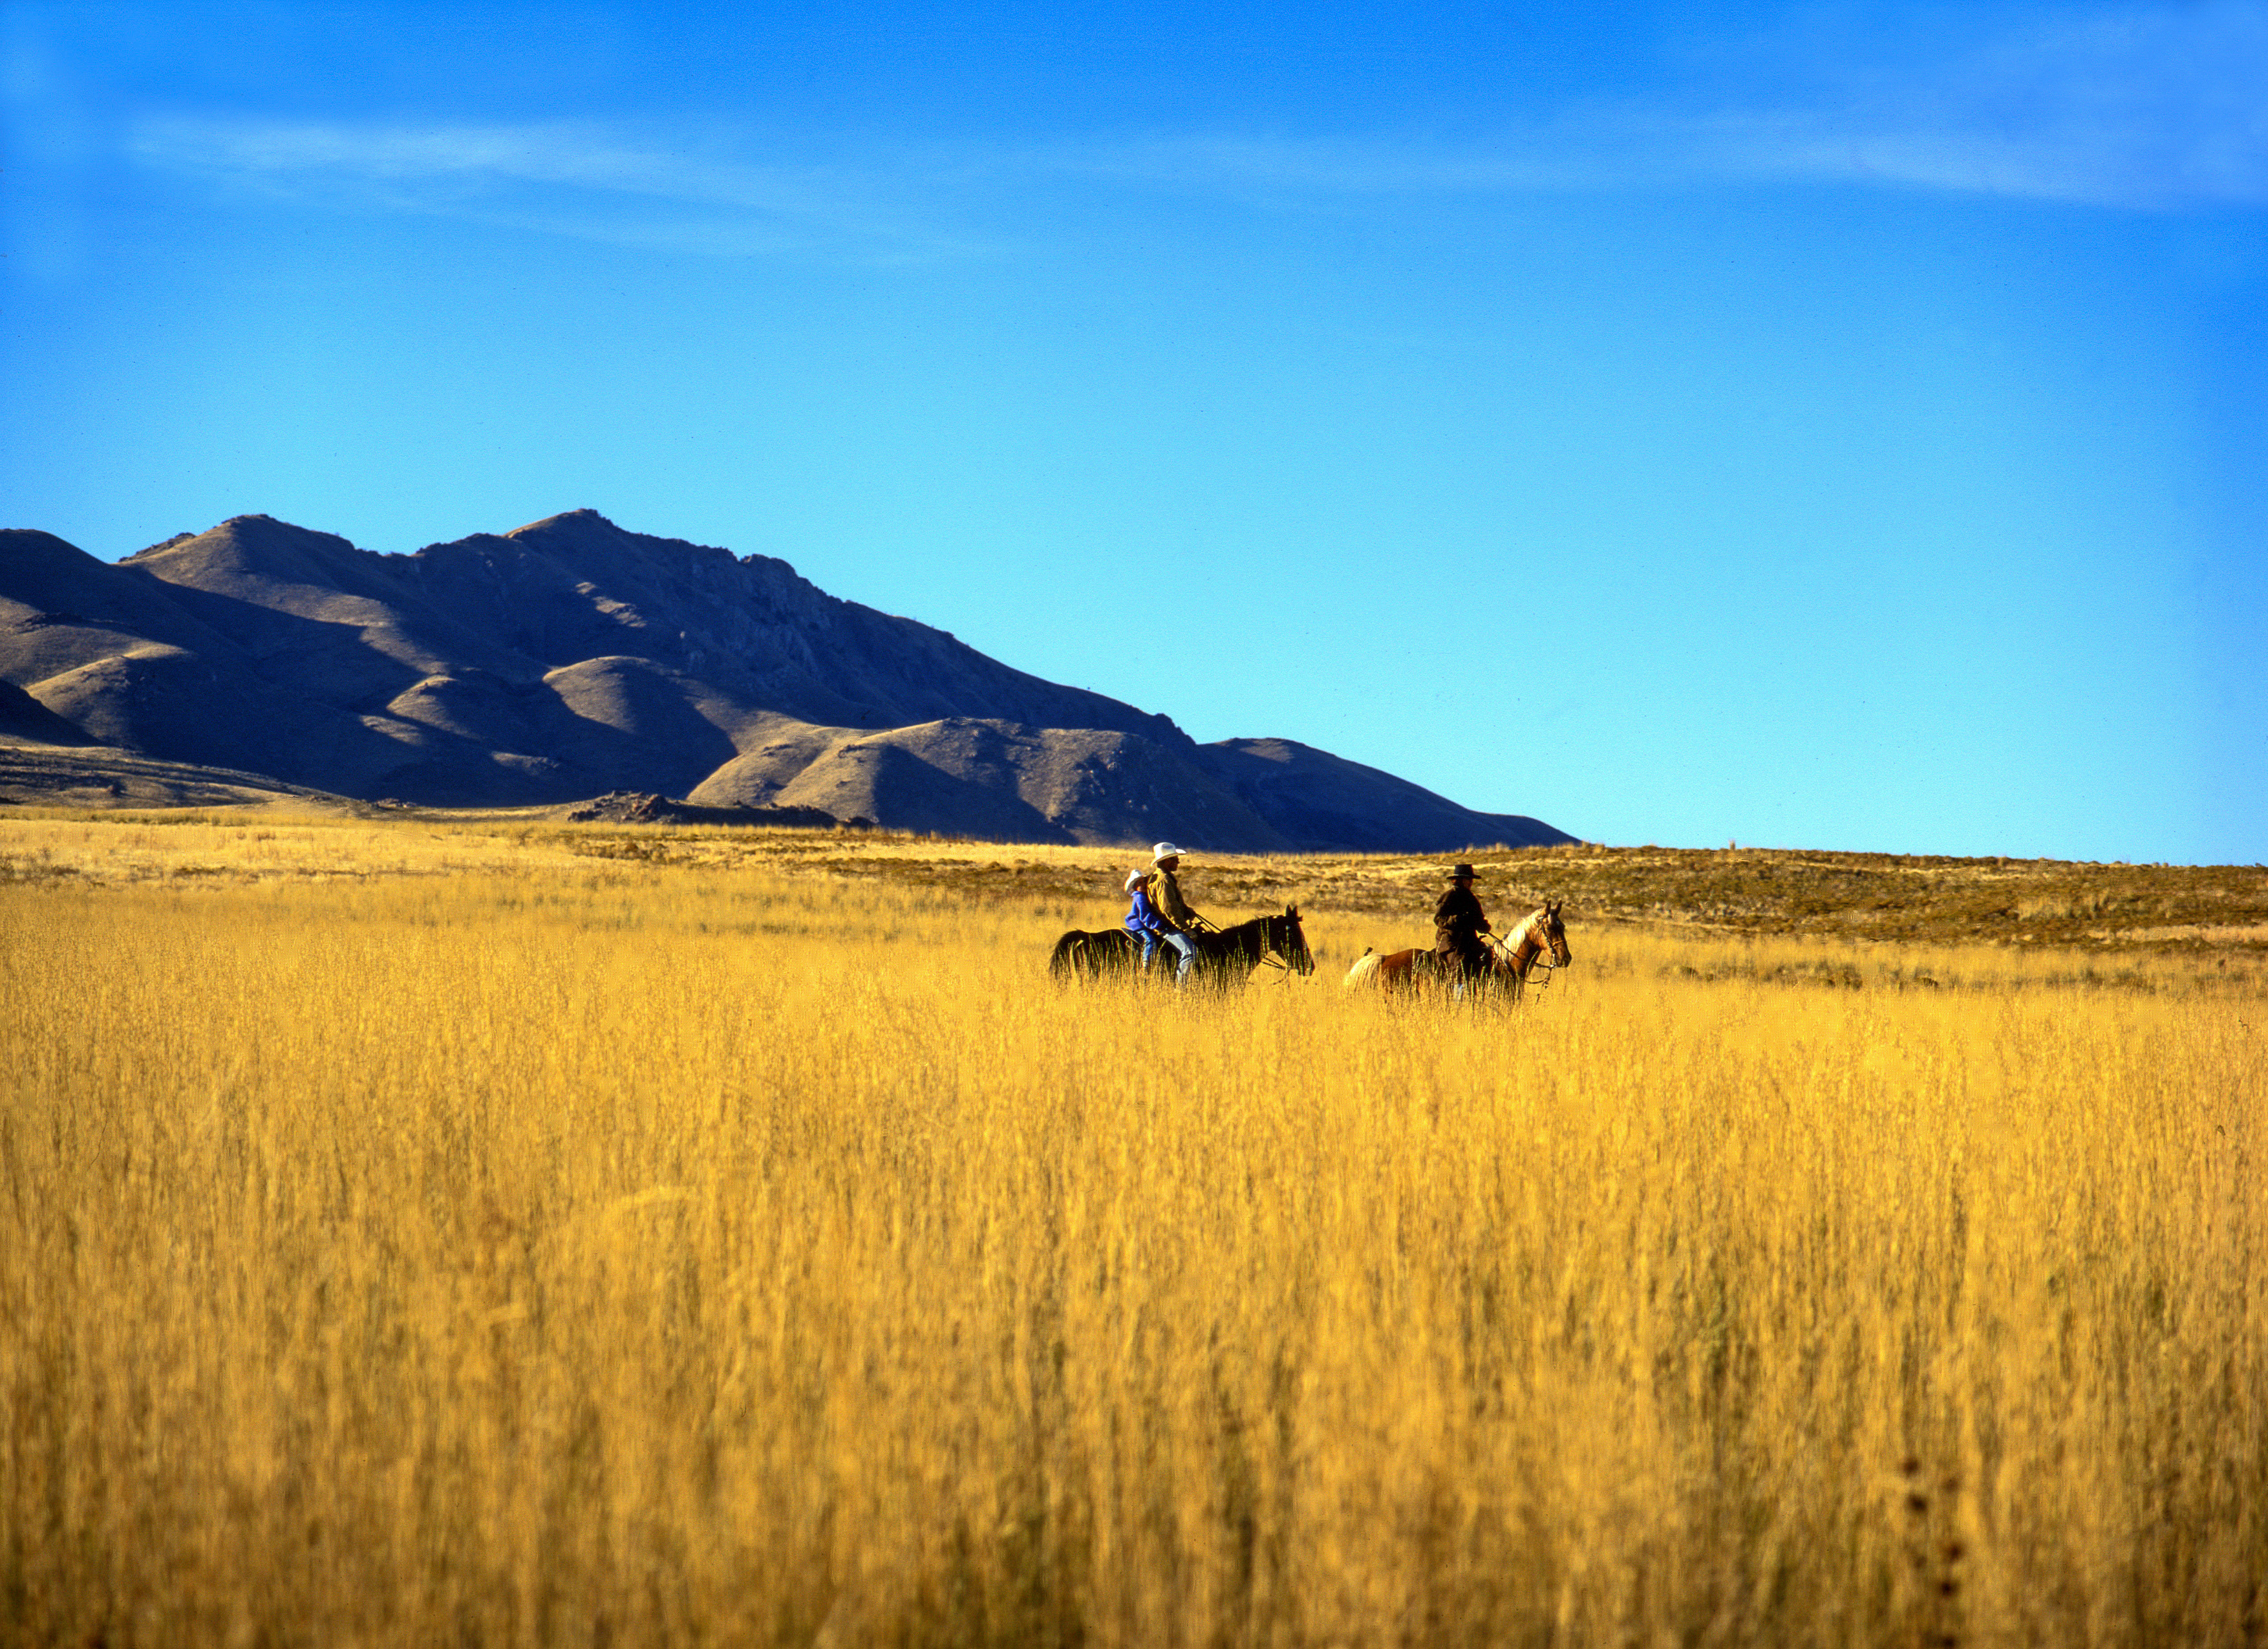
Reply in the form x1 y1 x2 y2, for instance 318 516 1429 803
0 511 1577 848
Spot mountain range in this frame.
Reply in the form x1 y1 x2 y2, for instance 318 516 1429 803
0 509 1574 851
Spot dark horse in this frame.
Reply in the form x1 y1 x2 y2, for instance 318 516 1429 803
1342 902 1570 1002
1049 906 1314 989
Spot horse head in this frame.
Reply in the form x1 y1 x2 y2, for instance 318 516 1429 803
1487 902 1572 981
1541 900 1571 968
1274 905 1314 976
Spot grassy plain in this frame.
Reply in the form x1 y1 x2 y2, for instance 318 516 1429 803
3 812 2262 1647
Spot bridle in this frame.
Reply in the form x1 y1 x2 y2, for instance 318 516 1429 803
1490 908 1566 993
1250 913 1312 983
1181 910 1311 983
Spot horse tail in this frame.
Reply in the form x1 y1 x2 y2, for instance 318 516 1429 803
1342 947 1381 991
1049 932 1086 979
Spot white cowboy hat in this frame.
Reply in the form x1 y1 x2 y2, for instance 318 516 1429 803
1124 868 1148 892
1152 841 1189 863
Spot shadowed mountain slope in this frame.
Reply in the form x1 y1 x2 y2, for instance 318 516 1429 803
0 512 1577 848
1197 738 1570 852
392 510 1188 742
0 678 96 746
690 718 1295 851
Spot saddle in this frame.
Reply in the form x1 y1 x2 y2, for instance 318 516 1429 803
1421 942 1488 980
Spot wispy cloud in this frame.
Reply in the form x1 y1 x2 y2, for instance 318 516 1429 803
1024 5 2268 210
1682 2 2268 208
120 4 2268 259
126 116 1005 261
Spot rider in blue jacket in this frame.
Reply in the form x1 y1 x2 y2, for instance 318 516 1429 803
1123 868 1163 968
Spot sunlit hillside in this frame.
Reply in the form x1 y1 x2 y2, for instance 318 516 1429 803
3 812 2261 1647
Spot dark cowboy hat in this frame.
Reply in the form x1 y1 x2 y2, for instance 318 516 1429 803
1448 863 1479 881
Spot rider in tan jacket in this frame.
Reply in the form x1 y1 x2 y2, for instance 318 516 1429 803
1147 842 1202 982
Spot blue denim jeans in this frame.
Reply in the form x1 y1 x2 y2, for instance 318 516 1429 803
1128 927 1196 980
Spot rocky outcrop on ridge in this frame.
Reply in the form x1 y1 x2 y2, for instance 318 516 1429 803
563 791 853 828
0 510 1577 850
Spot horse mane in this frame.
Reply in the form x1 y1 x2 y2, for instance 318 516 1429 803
1493 907 1550 952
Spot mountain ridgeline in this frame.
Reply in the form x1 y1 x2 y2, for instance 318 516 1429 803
0 510 1574 850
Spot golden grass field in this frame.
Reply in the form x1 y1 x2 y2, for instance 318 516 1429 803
3 813 2263 1648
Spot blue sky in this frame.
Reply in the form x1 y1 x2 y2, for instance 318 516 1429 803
5 1 2263 863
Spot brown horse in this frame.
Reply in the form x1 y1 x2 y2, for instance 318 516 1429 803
1342 902 1570 1001
1051 907 1314 990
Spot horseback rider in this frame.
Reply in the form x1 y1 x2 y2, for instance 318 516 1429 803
1432 863 1495 984
1122 867 1163 971
1131 841 1203 984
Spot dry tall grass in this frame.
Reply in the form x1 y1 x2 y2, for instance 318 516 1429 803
3 841 2261 1647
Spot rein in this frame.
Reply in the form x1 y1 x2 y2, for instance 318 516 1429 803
1239 916 1309 982
1173 911 1312 984
1250 919 1307 982
1489 912 1563 993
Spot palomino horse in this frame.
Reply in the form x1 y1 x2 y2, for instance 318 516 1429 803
1051 906 1314 989
1342 902 1570 1001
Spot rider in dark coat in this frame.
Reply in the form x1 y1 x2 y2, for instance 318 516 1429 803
1432 863 1495 982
